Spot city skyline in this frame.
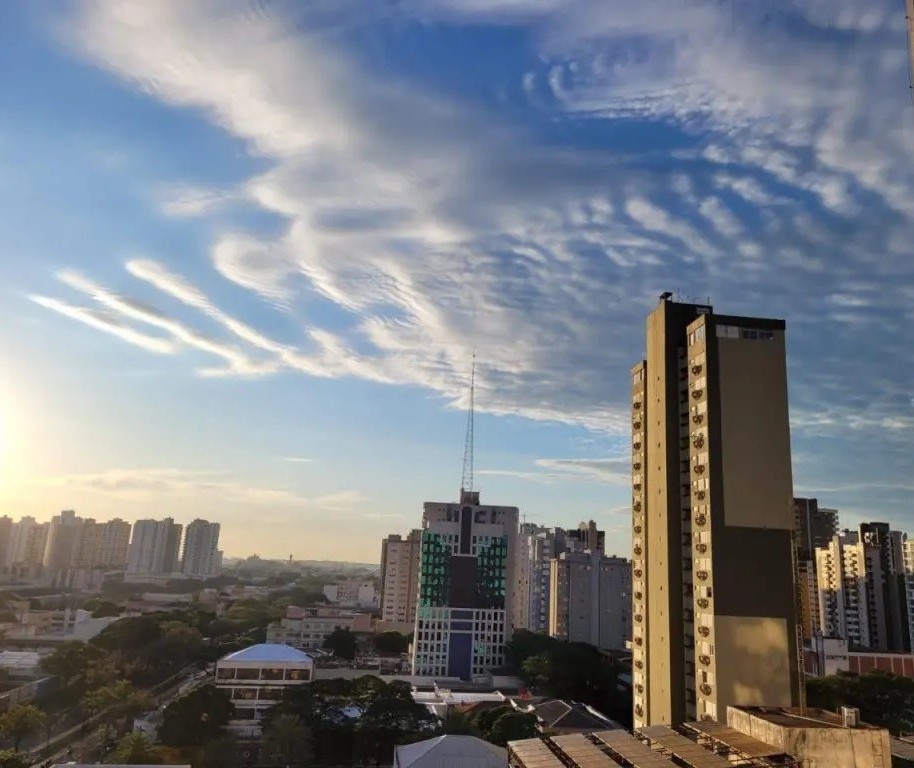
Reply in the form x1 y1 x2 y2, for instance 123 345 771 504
1 2 913 563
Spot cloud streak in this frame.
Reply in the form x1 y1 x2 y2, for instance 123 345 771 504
51 467 367 511
31 0 914 509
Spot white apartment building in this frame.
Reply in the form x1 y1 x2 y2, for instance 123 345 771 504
323 581 377 608
265 606 372 650
181 519 221 577
74 519 131 568
9 518 49 568
128 518 183 575
43 511 84 570
816 532 877 649
411 490 519 680
511 524 542 632
380 531 422 624
549 550 632 651
215 644 313 723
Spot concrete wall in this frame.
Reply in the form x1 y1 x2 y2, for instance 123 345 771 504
714 616 793 708
716 331 793 530
727 708 892 768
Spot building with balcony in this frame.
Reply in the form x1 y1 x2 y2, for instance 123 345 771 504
380 531 422 624
215 643 313 722
631 295 800 727
549 550 630 651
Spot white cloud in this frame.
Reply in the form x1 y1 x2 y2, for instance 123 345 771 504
40 0 914 483
51 467 366 511
479 456 630 484
30 295 175 355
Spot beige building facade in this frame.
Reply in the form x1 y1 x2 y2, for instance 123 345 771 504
632 296 801 728
380 531 422 624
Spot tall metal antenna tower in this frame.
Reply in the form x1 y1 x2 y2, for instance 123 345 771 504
460 352 476 496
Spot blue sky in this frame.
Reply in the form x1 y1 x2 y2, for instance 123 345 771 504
1 0 912 562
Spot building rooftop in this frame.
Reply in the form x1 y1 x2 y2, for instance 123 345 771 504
733 706 881 730
221 643 313 664
394 735 504 768
529 699 622 732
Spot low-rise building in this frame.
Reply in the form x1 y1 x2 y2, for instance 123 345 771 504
215 644 313 723
266 606 373 650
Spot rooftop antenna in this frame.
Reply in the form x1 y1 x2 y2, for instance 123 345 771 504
460 351 476 497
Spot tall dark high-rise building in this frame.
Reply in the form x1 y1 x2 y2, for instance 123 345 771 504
793 498 839 641
860 522 908 651
631 295 801 727
793 498 839 560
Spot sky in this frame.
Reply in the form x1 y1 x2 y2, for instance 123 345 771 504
1 0 913 563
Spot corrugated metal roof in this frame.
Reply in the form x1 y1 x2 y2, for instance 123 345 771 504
891 738 914 762
551 733 616 767
638 726 732 768
684 721 784 758
508 738 566 768
592 729 679 767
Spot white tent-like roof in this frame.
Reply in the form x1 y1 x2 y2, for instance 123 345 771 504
393 735 505 768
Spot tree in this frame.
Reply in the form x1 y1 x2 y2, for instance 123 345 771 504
0 705 46 751
261 714 314 768
487 712 537 745
41 641 106 693
505 630 558 672
82 679 153 733
90 600 122 618
115 732 162 765
356 681 438 764
438 709 480 736
373 632 409 656
193 735 242 768
472 705 513 737
807 671 914 734
0 750 30 768
323 628 358 661
159 685 234 747
92 615 162 653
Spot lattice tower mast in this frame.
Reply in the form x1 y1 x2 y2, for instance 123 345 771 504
460 353 476 496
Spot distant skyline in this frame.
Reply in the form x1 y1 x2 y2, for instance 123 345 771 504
1 2 913 563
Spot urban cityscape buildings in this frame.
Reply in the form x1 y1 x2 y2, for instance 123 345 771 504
632 295 801 728
549 549 631 650
814 523 912 652
0 512 225 582
411 489 519 679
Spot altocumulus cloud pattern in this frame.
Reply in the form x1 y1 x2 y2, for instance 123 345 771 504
31 0 914 525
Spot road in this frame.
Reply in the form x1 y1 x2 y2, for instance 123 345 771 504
29 666 208 768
